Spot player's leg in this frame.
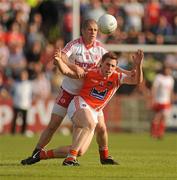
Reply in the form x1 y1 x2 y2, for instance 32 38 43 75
35 113 63 149
151 111 161 138
21 109 27 135
37 131 94 160
77 130 95 156
157 110 168 139
52 145 71 158
11 108 18 134
26 112 96 162
23 110 95 161
96 113 108 148
21 88 73 165
38 128 94 160
20 113 65 165
72 112 95 150
34 87 73 150
158 119 165 139
63 107 96 166
96 113 119 165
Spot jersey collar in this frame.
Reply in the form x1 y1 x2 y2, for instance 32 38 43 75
80 36 96 49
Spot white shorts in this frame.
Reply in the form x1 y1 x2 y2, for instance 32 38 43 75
52 103 67 117
51 87 75 117
67 96 103 124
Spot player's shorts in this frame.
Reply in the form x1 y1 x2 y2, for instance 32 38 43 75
153 103 171 112
67 96 102 124
52 87 75 117
152 102 172 120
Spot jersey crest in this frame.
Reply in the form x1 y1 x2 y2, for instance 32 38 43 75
90 88 108 100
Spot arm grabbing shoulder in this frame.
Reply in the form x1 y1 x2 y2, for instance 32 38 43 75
54 49 85 79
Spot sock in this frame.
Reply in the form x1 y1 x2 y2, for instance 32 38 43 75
151 121 158 137
99 147 109 160
158 121 165 138
40 150 54 160
65 149 78 161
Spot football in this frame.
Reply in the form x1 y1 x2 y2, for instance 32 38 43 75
98 14 117 34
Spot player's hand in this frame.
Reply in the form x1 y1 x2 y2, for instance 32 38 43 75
53 48 62 65
75 65 85 78
132 49 144 65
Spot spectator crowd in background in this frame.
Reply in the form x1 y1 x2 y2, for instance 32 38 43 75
0 0 177 132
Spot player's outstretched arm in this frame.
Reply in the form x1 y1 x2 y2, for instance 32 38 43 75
122 49 144 85
116 67 135 76
132 49 144 84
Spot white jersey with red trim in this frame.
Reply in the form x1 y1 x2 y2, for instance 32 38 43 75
153 74 174 104
61 37 107 95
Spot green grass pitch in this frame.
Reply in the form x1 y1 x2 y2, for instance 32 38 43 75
0 132 176 180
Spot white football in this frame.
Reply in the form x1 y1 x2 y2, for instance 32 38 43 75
98 14 117 34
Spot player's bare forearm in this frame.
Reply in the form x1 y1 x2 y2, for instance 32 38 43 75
54 49 80 79
55 58 78 78
116 67 135 76
135 61 143 84
131 50 143 84
57 51 85 78
121 50 144 85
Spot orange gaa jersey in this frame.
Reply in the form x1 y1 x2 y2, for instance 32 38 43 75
79 68 123 111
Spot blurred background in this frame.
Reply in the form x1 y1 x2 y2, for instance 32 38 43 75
0 0 177 136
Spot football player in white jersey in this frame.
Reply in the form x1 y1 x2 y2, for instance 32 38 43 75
151 64 174 139
21 19 133 165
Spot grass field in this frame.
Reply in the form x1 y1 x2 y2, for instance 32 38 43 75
0 132 176 180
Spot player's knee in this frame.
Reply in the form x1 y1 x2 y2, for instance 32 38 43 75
79 118 95 131
86 120 96 131
96 123 107 134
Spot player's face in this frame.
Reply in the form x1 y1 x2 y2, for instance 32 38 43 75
101 58 117 77
164 67 172 76
82 22 98 44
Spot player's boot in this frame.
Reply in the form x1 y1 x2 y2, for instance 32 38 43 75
62 158 80 166
100 156 119 165
21 148 42 165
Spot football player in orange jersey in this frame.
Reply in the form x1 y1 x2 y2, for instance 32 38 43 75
21 19 135 166
46 49 143 166
21 50 143 166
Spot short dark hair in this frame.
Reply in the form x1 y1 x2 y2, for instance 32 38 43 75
81 19 97 30
102 52 118 63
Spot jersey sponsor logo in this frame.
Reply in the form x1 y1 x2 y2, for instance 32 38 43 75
90 88 108 100
75 60 96 69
